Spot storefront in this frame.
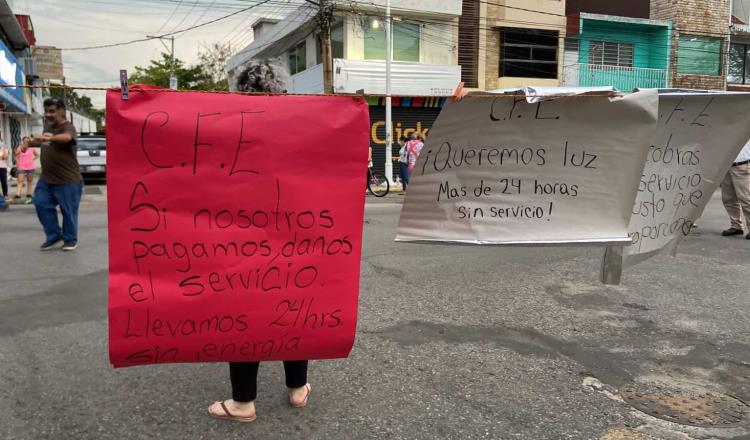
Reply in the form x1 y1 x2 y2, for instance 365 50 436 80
366 96 446 180
0 37 28 154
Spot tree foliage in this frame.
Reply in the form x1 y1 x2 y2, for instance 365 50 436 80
197 42 233 91
129 52 212 90
48 85 104 130
128 44 233 91
49 85 93 113
59 45 234 129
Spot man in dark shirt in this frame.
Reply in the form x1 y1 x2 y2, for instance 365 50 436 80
30 97 83 251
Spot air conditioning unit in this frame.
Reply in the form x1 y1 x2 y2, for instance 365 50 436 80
20 57 37 77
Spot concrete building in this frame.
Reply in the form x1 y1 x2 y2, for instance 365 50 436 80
651 0 730 90
566 0 650 19
0 2 40 150
476 0 567 90
226 0 462 179
562 13 672 90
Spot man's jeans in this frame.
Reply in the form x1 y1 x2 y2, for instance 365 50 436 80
34 179 83 243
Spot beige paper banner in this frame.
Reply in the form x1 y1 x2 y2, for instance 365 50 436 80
625 93 750 264
396 90 658 245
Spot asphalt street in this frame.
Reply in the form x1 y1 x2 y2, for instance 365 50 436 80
1 186 750 440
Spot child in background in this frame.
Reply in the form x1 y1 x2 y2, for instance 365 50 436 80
15 136 38 204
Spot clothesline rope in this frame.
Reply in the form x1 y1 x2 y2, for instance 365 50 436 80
0 83 624 99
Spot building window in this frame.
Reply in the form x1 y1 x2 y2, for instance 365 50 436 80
288 41 306 75
677 35 722 76
364 20 420 62
332 22 344 59
500 28 558 78
316 22 344 64
728 42 750 84
589 41 633 67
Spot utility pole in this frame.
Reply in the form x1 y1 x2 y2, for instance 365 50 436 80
147 35 177 89
384 0 393 183
61 76 67 117
169 37 177 90
318 0 334 93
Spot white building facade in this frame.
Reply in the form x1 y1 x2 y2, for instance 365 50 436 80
227 1 463 177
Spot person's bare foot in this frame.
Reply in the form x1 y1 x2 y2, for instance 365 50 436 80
208 399 256 422
289 383 311 408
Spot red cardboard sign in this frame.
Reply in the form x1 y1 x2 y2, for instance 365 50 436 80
106 89 369 367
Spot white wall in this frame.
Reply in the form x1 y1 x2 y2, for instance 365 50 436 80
67 111 96 134
305 33 317 69
421 21 457 65
354 0 462 17
734 0 750 23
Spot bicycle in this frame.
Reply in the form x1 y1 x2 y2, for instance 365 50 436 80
366 167 390 197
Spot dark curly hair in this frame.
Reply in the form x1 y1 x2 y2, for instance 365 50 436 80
232 59 287 93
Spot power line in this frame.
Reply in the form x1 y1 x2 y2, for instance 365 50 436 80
165 0 202 34
61 0 276 50
354 0 735 40
154 0 185 33
345 8 736 58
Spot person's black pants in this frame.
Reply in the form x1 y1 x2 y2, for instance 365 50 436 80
229 361 308 402
0 168 7 197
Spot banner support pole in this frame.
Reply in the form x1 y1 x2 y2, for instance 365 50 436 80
600 245 623 285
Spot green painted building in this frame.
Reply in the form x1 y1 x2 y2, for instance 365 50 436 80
563 13 673 90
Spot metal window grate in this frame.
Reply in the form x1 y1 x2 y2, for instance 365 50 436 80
728 43 750 84
500 28 559 79
589 41 633 68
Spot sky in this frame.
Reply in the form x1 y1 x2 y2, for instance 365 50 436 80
11 0 301 108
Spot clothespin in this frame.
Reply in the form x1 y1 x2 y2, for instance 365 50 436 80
120 70 129 100
354 88 366 102
452 81 465 102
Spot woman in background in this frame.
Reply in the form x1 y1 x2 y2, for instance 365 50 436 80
208 60 311 423
0 138 8 200
405 132 424 180
398 135 410 192
15 137 38 204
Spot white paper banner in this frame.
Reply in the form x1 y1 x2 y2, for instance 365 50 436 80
396 90 658 245
625 92 750 264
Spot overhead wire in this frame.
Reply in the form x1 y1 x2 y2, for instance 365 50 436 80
45 0 743 88
350 7 737 59
153 0 185 33
60 0 277 50
165 0 203 34
226 1 300 48
352 0 737 41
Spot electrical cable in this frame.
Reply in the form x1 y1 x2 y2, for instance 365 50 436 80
60 0 275 50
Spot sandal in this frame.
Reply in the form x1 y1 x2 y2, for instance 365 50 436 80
289 383 311 408
207 400 256 423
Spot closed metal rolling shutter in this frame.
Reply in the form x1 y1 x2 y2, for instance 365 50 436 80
458 0 480 88
367 106 443 180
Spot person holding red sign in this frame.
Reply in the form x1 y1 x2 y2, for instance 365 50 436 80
207 62 311 423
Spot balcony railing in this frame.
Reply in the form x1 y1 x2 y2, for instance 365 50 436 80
562 63 670 90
